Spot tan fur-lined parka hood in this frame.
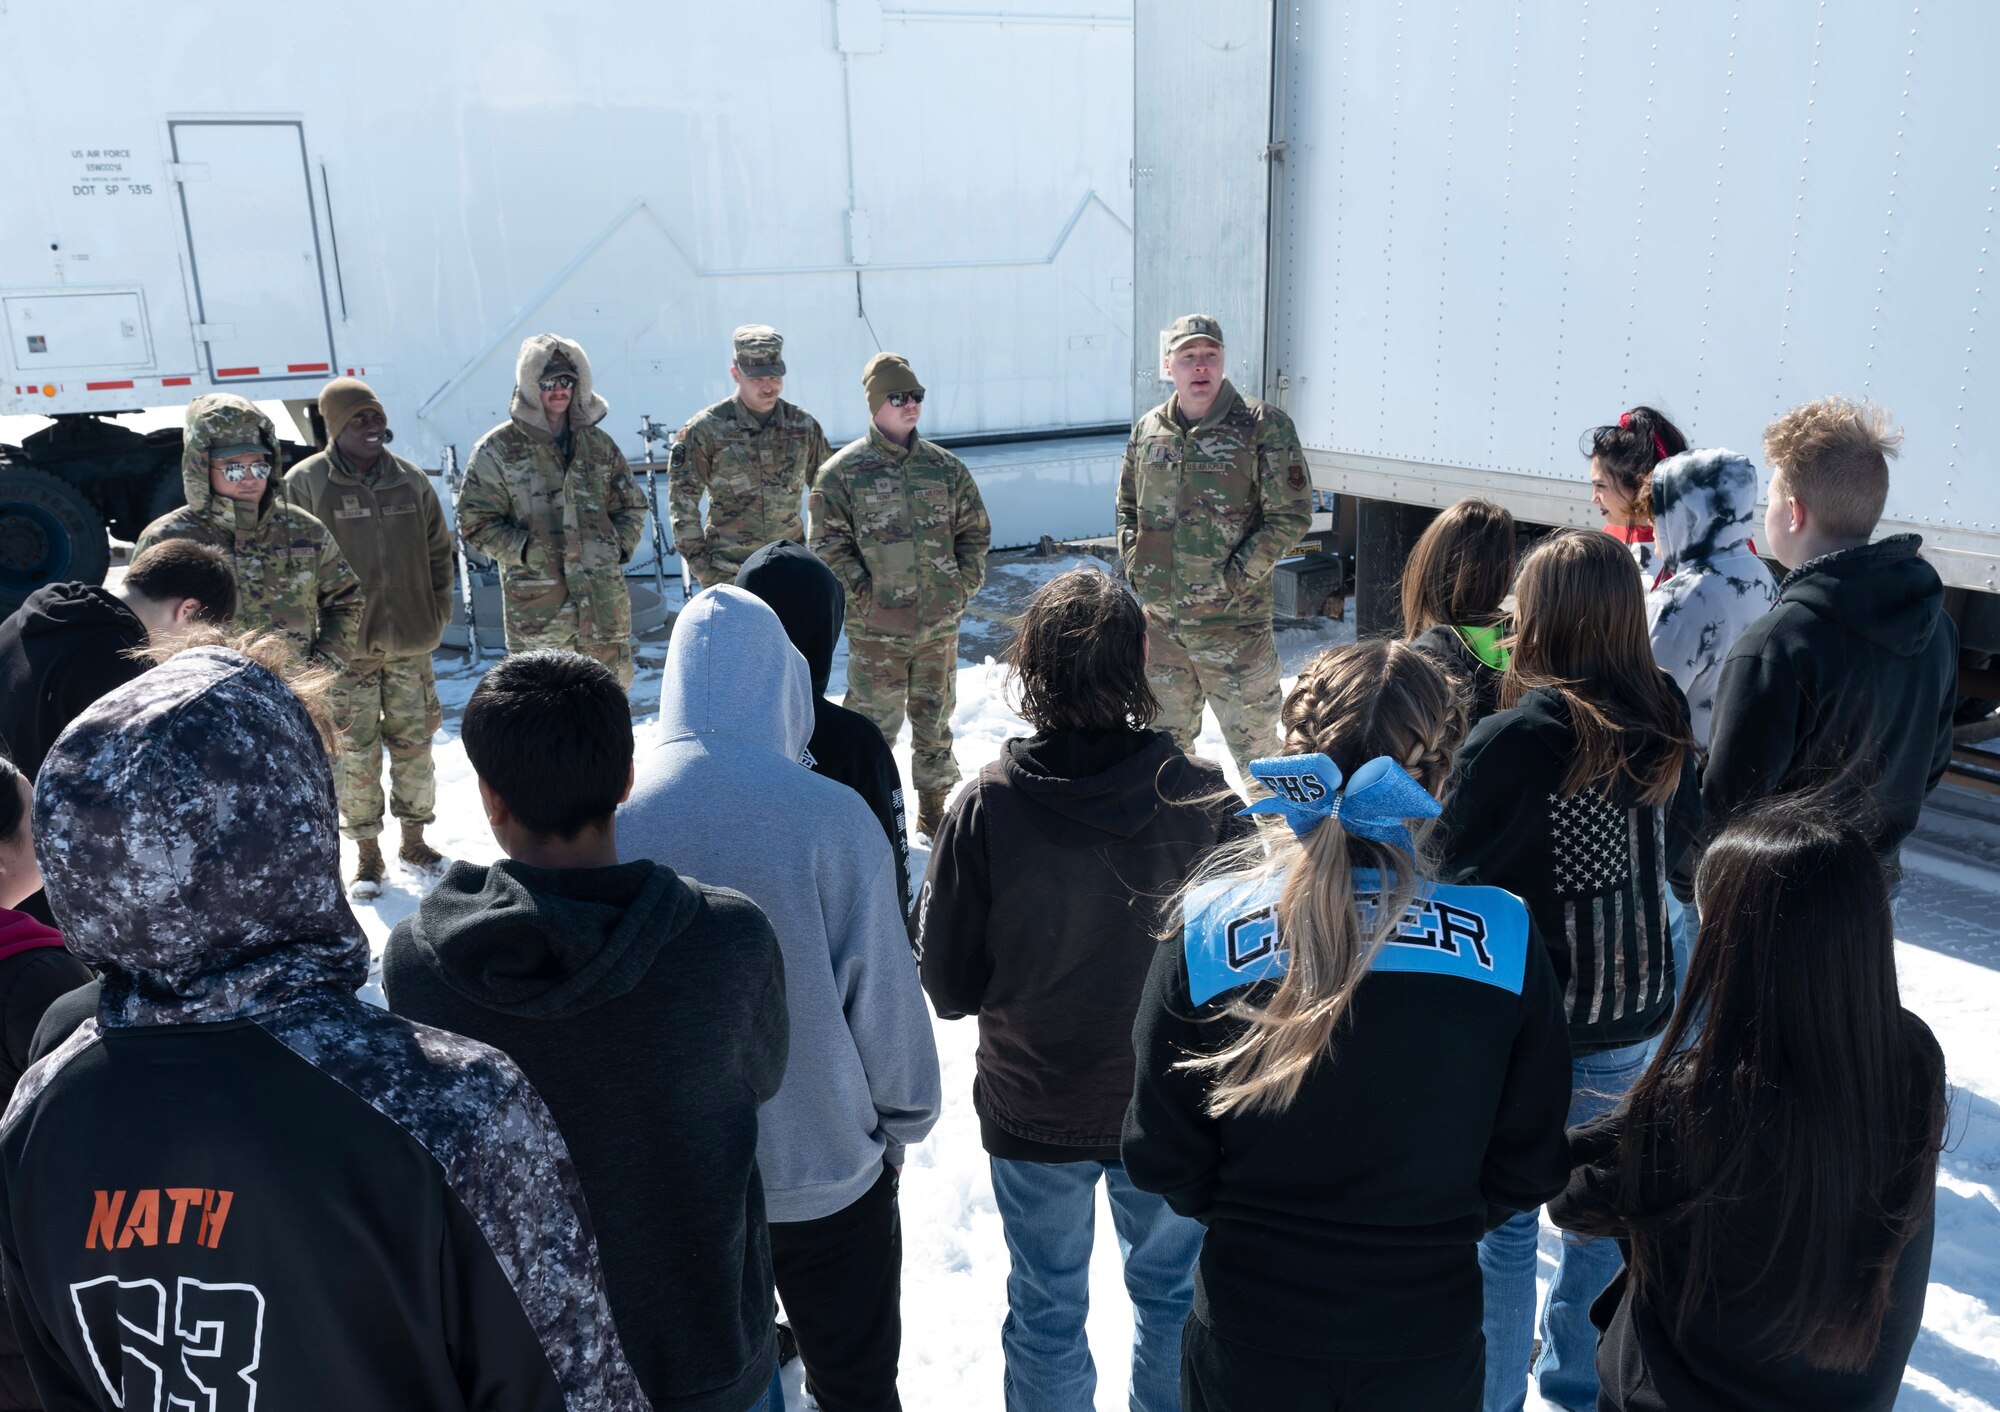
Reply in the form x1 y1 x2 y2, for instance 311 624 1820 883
510 333 609 435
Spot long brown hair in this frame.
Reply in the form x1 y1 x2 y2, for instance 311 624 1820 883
1399 498 1517 638
1567 797 1947 1371
1175 640 1468 1117
1008 567 1159 732
1504 529 1691 806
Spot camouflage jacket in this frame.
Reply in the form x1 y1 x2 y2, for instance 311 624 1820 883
457 420 648 647
672 395 830 588
133 396 363 666
284 447 455 659
1116 379 1314 627
810 425 990 642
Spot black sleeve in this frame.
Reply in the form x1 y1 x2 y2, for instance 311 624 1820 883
862 733 915 929
1926 616 1961 797
1 951 94 1078
437 1185 575 1411
1547 1110 1631 1236
916 784 993 1021
1479 921 1575 1228
1436 718 1536 887
749 917 790 1105
1664 748 1704 903
0 1240 100 1410
1120 939 1223 1221
1702 635 1803 837
26 979 97 1064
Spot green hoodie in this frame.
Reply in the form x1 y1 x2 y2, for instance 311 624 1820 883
133 394 362 665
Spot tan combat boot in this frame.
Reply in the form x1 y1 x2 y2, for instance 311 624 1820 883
399 823 448 878
916 787 951 841
350 838 386 900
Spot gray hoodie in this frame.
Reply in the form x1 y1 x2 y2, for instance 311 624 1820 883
619 586 940 1223
1646 450 1778 748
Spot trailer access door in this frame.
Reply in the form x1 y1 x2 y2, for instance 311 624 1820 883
169 120 337 386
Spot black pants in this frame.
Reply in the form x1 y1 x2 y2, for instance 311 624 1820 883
1181 1315 1484 1412
769 1164 902 1412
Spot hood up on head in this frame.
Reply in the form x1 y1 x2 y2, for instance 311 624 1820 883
31 645 367 1026
1651 449 1759 571
654 586 815 762
511 333 610 434
180 393 282 522
734 539 843 696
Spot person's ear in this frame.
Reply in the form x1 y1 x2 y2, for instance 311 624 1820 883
619 762 635 806
1786 494 1808 536
476 777 510 830
171 597 203 627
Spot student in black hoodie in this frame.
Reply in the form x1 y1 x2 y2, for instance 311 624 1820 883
1122 638 1572 1412
1704 397 1957 870
1552 798 1946 1412
385 650 791 1412
917 567 1241 1412
1401 497 1517 725
4 638 647 1410
737 539 914 921
0 539 236 779
1436 529 1700 1412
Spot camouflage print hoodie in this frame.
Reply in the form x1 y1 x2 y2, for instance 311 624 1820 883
132 395 362 666
1 647 647 1410
1646 450 1778 748
457 335 648 651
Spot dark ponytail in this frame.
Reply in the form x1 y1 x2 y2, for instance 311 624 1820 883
1580 406 1688 519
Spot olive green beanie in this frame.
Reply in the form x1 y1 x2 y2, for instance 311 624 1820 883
862 352 923 414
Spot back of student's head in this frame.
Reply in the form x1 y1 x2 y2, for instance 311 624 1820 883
1398 497 1517 637
1580 405 1688 518
1506 528 1690 806
1009 567 1157 733
125 539 238 624
464 651 632 839
1764 395 1900 539
1179 639 1467 1118
1600 797 1946 1371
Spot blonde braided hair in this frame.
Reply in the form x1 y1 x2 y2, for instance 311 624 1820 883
1175 639 1469 1118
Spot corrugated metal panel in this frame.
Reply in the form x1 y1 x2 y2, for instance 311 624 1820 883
1132 0 1274 417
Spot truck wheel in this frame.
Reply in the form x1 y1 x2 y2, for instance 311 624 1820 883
142 458 187 526
0 464 112 614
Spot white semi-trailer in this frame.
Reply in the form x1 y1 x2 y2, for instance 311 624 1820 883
1135 0 2000 750
0 0 1134 607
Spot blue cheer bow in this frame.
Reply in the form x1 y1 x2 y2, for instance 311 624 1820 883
1239 752 1442 849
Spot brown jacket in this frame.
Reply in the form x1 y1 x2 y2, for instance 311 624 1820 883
284 447 455 658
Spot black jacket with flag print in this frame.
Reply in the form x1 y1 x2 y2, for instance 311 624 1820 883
1437 683 1701 1054
1 646 647 1412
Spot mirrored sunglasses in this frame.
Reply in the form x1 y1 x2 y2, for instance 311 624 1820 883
217 460 274 483
538 374 578 392
886 389 925 408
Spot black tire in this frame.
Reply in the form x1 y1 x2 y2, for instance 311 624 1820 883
142 456 187 527
0 463 111 614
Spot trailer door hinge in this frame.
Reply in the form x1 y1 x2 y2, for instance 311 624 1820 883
169 163 210 183
1259 141 1288 164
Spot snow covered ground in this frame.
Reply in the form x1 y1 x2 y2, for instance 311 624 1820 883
343 555 2000 1412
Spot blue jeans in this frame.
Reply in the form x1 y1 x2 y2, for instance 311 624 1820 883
989 1156 1203 1412
1479 1037 1659 1412
1665 890 1694 996
745 1365 784 1411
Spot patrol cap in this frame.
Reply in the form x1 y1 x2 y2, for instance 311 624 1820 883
732 324 786 379
1166 314 1225 353
208 443 268 460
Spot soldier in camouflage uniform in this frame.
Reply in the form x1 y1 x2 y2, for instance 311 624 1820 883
134 394 362 668
1116 314 1314 778
810 352 990 838
456 334 649 688
672 324 832 591
285 378 455 897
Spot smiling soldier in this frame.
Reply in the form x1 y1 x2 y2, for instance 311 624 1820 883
1115 314 1313 779
286 378 456 896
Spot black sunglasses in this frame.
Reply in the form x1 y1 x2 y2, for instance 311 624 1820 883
887 389 925 408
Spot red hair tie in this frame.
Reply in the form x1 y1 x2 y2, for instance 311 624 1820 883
1617 412 1669 463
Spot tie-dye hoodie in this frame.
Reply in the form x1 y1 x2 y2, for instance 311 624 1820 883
1645 451 1778 748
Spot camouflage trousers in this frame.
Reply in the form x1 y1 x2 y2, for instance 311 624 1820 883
506 601 634 690
335 652 443 841
1145 611 1284 780
845 631 960 794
